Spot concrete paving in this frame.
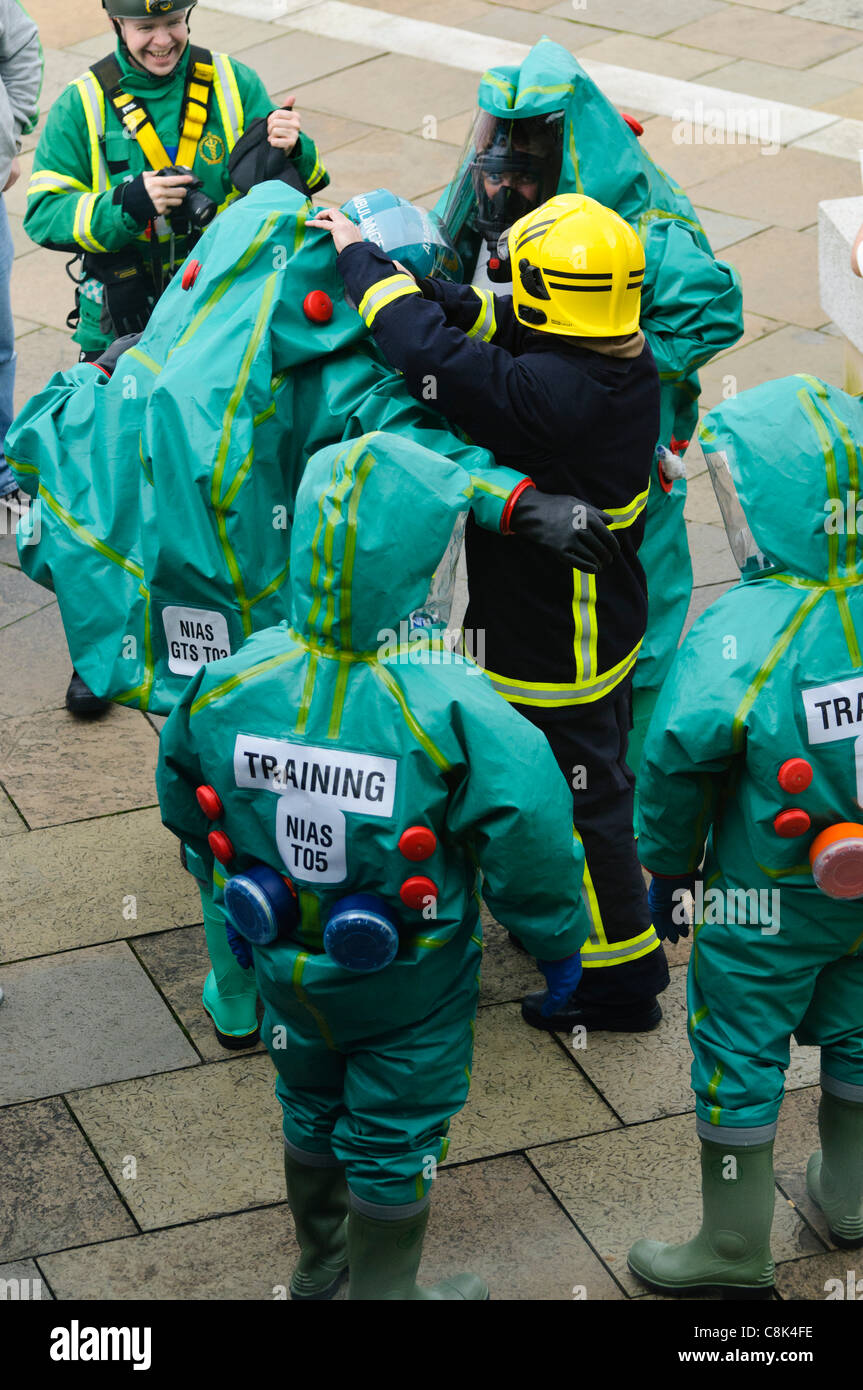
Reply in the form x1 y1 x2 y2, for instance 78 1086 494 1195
1 0 861 1300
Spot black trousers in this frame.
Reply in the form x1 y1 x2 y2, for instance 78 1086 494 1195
523 678 669 1007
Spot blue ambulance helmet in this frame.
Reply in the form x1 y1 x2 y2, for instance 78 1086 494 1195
341 188 463 282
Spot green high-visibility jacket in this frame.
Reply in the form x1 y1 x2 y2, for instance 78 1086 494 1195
23 42 328 350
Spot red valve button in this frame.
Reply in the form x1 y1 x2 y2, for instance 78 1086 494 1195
399 876 438 910
399 826 437 861
208 830 235 864
488 257 501 270
777 758 813 794
182 259 201 290
774 809 811 838
303 290 333 324
622 113 644 137
196 784 223 819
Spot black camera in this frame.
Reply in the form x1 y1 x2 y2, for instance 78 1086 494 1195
155 164 217 232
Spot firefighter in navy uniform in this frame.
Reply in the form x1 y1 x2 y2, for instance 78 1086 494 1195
309 193 669 1032
24 0 328 717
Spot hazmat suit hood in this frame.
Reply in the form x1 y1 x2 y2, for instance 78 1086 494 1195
289 432 477 652
700 375 863 584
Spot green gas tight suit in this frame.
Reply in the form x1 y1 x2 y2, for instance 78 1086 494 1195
24 40 327 351
157 433 589 1297
629 375 863 1296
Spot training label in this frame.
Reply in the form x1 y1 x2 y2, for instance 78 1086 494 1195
802 676 863 744
234 735 398 884
163 606 231 676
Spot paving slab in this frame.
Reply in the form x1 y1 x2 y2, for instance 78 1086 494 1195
2 807 199 962
134 923 265 1063
424 1154 626 1300
684 465 727 526
0 784 27 836
325 128 466 201
13 326 80 413
815 85 863 116
696 206 767 251
696 56 857 107
415 109 474 147
0 942 198 1104
775 1247 863 1299
812 42 863 80
67 1054 282 1230
0 1260 53 1299
353 0 490 17
688 519 738 585
719 227 825 328
530 1112 826 1297
0 1096 136 1262
446 1001 620 1163
9 247 78 335
270 106 376 154
234 29 385 93
577 32 725 81
789 0 863 28
688 147 862 232
544 0 728 39
454 9 613 50
0 565 54 631
638 116 765 189
40 1204 298 1300
0 706 158 829
0 603 82 718
698 322 845 406
666 8 860 68
478 915 544 1005
291 53 481 132
24 0 109 50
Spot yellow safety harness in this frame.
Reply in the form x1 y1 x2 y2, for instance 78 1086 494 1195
90 47 215 173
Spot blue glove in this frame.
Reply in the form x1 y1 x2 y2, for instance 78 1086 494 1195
536 954 583 1016
225 919 254 970
647 874 697 944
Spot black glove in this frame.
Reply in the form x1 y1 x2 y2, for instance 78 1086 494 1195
116 173 158 226
509 487 621 573
93 332 143 377
228 116 308 195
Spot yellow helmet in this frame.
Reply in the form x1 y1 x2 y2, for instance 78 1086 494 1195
507 193 645 337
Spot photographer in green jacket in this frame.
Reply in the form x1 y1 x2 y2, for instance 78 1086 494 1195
25 0 328 361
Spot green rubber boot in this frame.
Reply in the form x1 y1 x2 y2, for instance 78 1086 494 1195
628 1138 776 1298
347 1203 489 1301
284 1151 350 1300
198 880 259 1048
807 1091 863 1249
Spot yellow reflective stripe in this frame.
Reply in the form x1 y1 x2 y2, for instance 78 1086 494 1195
73 193 107 253
212 53 243 149
468 475 506 500
707 1064 723 1101
37 485 144 578
573 827 605 947
836 589 863 668
485 639 642 707
297 888 324 950
112 585 155 709
328 658 350 740
337 449 377 649
357 273 420 328
292 951 337 1050
580 925 661 967
76 75 109 192
246 561 290 611
126 346 161 376
689 1004 709 1033
190 646 303 715
466 287 496 342
307 156 327 191
307 440 362 636
211 274 278 633
798 382 840 583
174 211 281 352
731 589 825 751
571 570 597 683
605 484 650 530
27 170 90 196
296 651 318 735
372 665 451 772
482 71 515 104
812 387 862 577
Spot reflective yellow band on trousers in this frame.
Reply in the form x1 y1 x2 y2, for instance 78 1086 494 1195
484 638 642 707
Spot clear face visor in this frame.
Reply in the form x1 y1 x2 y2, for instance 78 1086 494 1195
704 448 772 576
439 110 564 249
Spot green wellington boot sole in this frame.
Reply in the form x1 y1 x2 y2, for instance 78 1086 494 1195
202 1003 260 1051
290 1266 349 1301
807 1156 863 1250
626 1260 774 1300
